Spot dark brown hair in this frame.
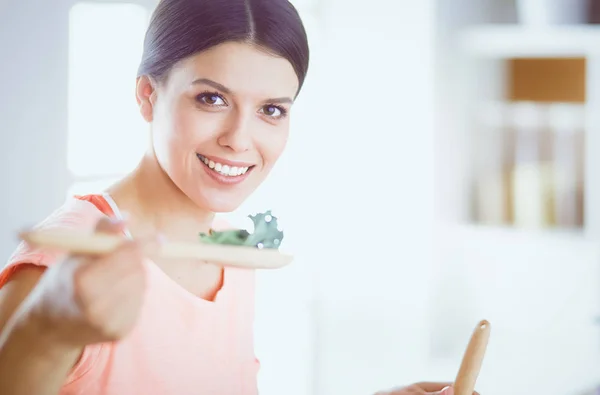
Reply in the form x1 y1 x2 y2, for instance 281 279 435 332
137 0 310 92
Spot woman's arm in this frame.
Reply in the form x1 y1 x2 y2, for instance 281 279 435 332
0 267 82 395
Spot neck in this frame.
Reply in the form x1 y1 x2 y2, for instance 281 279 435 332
107 152 215 241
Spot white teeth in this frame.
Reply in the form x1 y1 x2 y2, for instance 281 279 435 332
200 155 250 177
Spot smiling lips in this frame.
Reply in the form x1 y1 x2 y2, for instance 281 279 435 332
196 153 254 184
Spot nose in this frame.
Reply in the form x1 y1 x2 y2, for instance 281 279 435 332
217 111 253 153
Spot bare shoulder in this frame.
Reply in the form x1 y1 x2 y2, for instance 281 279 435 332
0 265 46 330
0 196 105 330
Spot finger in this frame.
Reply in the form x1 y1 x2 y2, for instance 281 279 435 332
427 386 453 395
415 383 453 393
95 217 126 234
384 383 450 394
96 234 162 269
425 386 479 395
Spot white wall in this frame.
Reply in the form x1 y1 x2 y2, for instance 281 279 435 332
0 0 72 260
308 1 435 393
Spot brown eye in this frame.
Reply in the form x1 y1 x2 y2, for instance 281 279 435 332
260 105 286 118
197 92 226 106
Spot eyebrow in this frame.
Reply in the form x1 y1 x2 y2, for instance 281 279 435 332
191 78 294 104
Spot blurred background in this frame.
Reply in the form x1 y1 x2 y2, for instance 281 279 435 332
2 0 600 394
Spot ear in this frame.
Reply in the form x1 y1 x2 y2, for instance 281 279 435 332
136 75 156 122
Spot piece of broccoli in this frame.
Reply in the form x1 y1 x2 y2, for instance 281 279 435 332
198 210 284 249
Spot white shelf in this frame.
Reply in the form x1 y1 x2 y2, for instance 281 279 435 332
436 222 587 246
458 25 600 57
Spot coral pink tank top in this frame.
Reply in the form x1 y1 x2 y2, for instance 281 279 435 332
0 195 260 395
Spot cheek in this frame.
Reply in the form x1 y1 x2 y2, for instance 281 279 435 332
259 130 289 167
170 102 201 142
151 102 197 172
156 102 215 152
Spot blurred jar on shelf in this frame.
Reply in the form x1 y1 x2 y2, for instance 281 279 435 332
510 101 554 229
472 101 511 225
548 103 585 228
516 0 589 26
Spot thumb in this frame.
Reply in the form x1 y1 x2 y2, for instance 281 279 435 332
430 386 454 395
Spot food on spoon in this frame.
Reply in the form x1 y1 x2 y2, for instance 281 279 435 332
199 210 284 249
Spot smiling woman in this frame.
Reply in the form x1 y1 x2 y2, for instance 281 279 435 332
0 0 309 394
137 39 303 213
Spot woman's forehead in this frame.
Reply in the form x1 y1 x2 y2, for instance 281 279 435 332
168 42 299 99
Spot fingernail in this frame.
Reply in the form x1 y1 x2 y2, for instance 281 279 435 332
440 387 454 395
120 211 130 221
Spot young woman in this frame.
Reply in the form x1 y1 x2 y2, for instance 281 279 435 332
0 0 474 394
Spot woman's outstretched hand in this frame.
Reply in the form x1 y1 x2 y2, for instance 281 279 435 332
26 217 157 347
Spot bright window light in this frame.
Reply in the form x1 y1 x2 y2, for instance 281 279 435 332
67 2 149 178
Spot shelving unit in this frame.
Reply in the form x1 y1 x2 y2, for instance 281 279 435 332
439 24 600 239
432 6 600 393
458 25 600 57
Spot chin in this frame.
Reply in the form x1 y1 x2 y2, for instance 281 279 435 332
209 204 240 214
200 197 246 214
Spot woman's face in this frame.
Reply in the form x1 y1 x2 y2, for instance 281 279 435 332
137 41 299 212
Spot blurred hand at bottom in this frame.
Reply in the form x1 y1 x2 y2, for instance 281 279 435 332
374 382 479 395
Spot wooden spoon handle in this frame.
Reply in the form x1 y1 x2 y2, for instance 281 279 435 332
453 319 491 395
19 229 293 269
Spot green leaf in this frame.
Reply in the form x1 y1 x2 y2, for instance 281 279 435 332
198 210 284 250
198 228 250 245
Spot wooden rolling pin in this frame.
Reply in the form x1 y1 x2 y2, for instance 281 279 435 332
453 319 491 395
